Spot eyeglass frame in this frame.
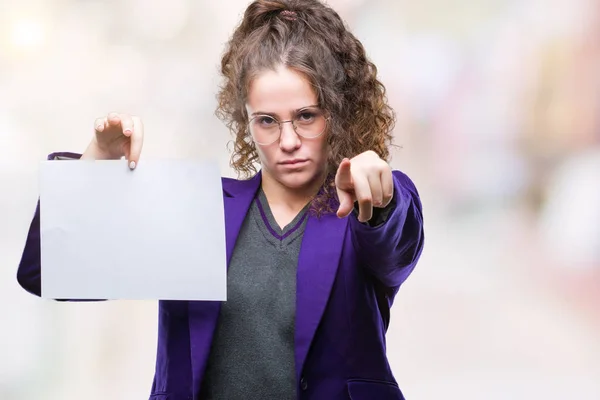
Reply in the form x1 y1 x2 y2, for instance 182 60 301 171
246 105 331 146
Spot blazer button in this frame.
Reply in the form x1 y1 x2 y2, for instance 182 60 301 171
300 377 308 391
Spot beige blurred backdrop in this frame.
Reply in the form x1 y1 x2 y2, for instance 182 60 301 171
1 0 599 399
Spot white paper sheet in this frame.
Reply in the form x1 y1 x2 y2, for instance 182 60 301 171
38 159 227 301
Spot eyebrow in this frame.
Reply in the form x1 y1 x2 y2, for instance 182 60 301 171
250 104 320 118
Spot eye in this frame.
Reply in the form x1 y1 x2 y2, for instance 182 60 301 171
256 116 277 126
296 111 316 123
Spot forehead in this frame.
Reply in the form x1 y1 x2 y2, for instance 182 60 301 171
246 65 318 114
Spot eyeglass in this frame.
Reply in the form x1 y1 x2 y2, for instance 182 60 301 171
248 106 329 146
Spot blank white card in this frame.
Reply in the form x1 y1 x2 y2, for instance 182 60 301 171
39 159 227 301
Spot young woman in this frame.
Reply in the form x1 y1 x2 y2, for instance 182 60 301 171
17 1 424 399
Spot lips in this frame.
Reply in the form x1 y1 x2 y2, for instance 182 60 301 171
279 159 308 165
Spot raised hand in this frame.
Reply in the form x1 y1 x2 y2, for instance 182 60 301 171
335 151 394 223
82 112 144 169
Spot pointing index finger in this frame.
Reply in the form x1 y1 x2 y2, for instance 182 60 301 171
335 158 353 190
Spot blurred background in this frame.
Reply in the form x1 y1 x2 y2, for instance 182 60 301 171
1 0 599 399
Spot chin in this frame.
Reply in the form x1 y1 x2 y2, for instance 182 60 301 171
277 169 322 191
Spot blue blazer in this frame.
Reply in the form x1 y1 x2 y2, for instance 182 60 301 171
17 152 425 400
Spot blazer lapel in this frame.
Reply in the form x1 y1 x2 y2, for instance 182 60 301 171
295 212 348 382
188 172 261 397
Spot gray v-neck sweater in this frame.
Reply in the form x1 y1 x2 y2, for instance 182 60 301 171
200 189 309 400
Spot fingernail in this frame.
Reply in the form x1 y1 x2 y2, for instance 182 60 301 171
129 161 136 170
123 129 132 135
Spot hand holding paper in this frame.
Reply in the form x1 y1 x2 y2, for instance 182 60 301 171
84 112 144 169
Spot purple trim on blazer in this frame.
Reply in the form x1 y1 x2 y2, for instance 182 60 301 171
255 196 308 240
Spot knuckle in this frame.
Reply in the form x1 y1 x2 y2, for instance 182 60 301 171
358 195 372 204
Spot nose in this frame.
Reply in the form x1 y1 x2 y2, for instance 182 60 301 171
279 121 301 152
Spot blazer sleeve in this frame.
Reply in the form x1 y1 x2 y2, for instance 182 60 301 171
16 152 102 301
348 169 424 289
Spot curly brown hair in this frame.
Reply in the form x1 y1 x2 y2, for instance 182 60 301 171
216 0 396 215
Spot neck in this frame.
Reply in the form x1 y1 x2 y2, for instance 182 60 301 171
260 173 324 213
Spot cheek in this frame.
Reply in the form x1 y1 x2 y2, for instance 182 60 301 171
256 145 275 165
316 136 329 160
307 138 329 171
